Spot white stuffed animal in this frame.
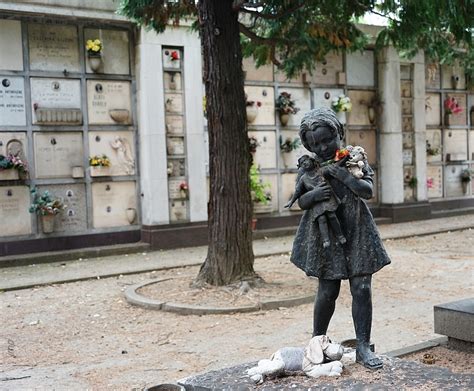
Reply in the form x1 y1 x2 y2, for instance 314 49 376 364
345 145 367 179
246 335 346 384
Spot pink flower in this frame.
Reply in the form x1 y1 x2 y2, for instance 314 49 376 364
444 97 463 115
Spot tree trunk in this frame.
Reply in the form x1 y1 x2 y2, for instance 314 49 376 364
195 0 257 286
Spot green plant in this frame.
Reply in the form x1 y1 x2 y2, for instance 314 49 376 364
408 176 418 189
29 188 66 216
275 92 299 115
461 169 472 183
279 136 301 153
0 154 28 175
426 141 440 156
249 165 270 204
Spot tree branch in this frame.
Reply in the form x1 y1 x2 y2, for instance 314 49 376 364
239 1 305 20
238 22 282 66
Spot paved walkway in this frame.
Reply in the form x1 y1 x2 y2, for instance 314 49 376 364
1 215 472 291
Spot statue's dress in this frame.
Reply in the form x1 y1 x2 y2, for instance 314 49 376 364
291 160 391 280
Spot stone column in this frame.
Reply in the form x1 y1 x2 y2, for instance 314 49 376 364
377 46 404 204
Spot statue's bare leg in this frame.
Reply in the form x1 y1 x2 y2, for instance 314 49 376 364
350 275 383 369
313 279 341 336
317 215 331 248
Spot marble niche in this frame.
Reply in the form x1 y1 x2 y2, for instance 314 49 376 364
244 86 275 126
92 181 137 227
0 19 23 71
0 186 32 236
0 77 26 126
89 131 135 176
87 80 132 125
248 131 276 169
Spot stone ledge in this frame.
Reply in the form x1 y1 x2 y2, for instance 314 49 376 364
434 298 474 343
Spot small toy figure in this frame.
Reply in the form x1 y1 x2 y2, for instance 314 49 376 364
285 155 346 248
345 145 367 179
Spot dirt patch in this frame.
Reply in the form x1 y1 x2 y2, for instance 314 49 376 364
137 254 315 308
402 345 473 374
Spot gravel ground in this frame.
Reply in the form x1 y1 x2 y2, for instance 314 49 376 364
0 230 472 390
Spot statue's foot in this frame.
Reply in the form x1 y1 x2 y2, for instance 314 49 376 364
356 345 383 370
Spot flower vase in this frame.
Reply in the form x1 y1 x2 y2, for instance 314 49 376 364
462 181 469 195
90 166 111 177
451 75 460 90
336 111 346 124
281 152 292 169
368 107 376 125
180 189 188 199
88 55 102 72
126 208 137 224
41 214 55 234
279 113 290 126
246 106 258 123
0 169 19 181
444 113 451 127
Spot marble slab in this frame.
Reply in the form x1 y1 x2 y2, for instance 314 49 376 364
38 184 86 233
445 94 467 126
28 23 80 72
87 80 132 125
441 63 466 90
170 200 188 222
310 53 344 85
425 93 441 126
165 93 183 114
167 158 186 177
400 65 412 81
0 19 23 71
402 132 414 149
313 88 344 110
426 165 443 198
84 28 130 75
168 178 188 200
34 132 83 178
279 130 306 169
275 69 304 84
445 165 468 197
401 98 413 115
425 63 440 89
165 115 184 135
92 181 137 228
89 131 135 176
402 116 413 132
426 129 442 163
346 130 377 165
242 57 273 82
280 172 300 211
167 136 185 156
403 166 415 201
470 130 474 160
401 81 412 98
253 174 278 213
248 131 276 169
443 129 467 162
0 132 28 162
0 77 26 126
402 149 413 165
346 50 375 87
277 88 311 127
164 71 182 91
244 86 275 126
347 90 376 126
31 78 82 124
0 186 31 236
162 48 181 69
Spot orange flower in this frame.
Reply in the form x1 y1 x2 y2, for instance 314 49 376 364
335 148 350 161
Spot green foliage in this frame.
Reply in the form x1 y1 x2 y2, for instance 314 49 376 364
29 188 66 216
275 92 300 114
249 165 270 204
279 135 301 153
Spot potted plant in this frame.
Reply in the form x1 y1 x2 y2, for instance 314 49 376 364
89 154 111 176
86 39 103 72
179 181 189 199
246 98 262 123
444 96 463 126
29 188 66 234
331 94 352 124
279 136 301 168
250 165 271 225
460 168 472 194
0 154 28 180
275 92 299 126
426 141 440 157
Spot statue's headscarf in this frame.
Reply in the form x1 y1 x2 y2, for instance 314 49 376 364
299 108 344 153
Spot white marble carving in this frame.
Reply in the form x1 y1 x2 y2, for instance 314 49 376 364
89 131 135 176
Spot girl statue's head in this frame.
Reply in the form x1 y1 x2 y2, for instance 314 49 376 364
299 108 345 161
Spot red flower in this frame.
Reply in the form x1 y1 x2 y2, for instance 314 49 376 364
335 148 350 161
444 97 463 115
179 181 188 190
170 51 179 61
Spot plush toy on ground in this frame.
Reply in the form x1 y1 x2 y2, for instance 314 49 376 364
246 335 347 384
345 145 367 179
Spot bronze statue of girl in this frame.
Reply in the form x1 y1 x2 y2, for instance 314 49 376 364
290 107 391 369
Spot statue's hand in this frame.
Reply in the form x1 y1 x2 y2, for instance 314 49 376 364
311 183 332 202
327 164 350 183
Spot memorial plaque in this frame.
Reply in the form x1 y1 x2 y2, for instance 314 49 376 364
401 81 412 98
426 165 443 198
164 71 182 91
443 129 467 162
445 94 467 126
310 53 344 85
426 129 442 163
89 131 135 176
248 131 276 169
167 136 185 156
167 158 186 177
242 57 273 82
403 166 415 201
34 132 83 178
279 88 310 126
0 132 28 161
162 48 181 69
253 174 278 213
313 88 344 110
400 65 412 80
168 178 188 200
402 149 413 165
165 115 184 135
280 130 306 169
441 63 466 90
84 28 130 75
425 63 440 89
92 181 137 228
31 78 82 124
38 184 86 233
0 19 23 71
402 132 414 149
402 116 413 132
0 186 31 236
28 23 79 72
401 98 412 115
425 93 441 126
346 130 377 165
0 77 26 126
165 93 183 114
444 165 467 197
87 80 132 125
244 86 275 126
347 90 375 126
281 173 300 210
170 200 188 222
346 50 375 87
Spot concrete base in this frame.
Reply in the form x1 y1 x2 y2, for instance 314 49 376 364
379 201 431 223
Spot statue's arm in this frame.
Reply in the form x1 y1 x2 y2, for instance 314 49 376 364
326 160 374 200
298 183 332 209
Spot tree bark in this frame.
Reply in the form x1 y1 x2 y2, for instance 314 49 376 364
195 0 257 286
